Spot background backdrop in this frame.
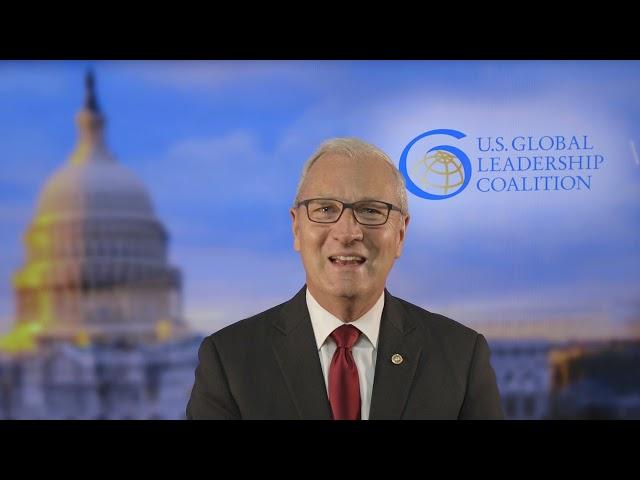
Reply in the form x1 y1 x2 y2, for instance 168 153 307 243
1 60 638 419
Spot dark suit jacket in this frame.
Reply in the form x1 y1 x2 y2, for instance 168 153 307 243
187 286 504 419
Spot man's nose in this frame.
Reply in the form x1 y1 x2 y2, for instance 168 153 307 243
331 207 364 243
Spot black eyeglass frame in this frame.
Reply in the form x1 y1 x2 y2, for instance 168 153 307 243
296 198 404 226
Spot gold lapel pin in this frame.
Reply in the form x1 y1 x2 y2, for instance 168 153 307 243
391 353 403 365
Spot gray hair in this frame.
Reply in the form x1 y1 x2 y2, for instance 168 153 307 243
293 137 409 214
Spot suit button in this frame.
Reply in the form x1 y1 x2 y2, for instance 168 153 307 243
391 353 403 365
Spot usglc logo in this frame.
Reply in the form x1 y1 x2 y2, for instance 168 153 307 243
399 129 472 200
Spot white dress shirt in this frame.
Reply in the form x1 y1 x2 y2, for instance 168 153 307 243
306 289 384 420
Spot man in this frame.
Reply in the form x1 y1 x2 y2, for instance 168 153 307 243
187 138 504 420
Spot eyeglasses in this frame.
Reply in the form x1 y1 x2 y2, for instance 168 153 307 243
296 198 403 226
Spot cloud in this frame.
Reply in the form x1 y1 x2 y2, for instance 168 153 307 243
137 130 294 207
214 63 640 266
2 61 638 340
116 60 348 95
128 129 299 255
174 245 305 333
387 263 640 342
359 82 639 247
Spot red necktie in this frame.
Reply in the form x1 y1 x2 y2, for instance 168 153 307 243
328 324 361 420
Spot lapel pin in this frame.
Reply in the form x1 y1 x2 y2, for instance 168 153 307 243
391 353 403 365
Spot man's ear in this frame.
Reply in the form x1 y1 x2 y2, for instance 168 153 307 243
290 207 301 252
395 214 410 258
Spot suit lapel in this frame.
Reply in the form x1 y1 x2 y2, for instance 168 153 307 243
369 290 423 420
270 286 333 420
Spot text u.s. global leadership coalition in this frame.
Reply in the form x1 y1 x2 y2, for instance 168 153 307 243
475 135 603 192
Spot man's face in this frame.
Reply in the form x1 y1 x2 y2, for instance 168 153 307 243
290 153 409 305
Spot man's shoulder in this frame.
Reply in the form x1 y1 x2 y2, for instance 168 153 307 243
202 290 483 347
391 294 480 341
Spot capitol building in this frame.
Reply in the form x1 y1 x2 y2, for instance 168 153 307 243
0 72 202 419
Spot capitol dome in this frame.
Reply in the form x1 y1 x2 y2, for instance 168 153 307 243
35 158 156 225
34 74 155 226
8 71 185 348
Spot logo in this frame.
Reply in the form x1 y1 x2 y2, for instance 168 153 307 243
399 129 472 200
401 131 604 199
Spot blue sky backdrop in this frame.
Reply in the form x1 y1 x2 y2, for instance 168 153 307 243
1 60 639 339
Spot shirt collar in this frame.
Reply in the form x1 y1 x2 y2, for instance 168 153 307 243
306 288 384 351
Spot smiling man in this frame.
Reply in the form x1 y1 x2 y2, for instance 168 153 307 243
187 138 504 420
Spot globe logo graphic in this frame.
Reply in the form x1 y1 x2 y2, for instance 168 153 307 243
413 149 465 196
399 128 472 200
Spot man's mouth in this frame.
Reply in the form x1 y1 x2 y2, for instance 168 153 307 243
328 255 367 266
